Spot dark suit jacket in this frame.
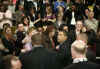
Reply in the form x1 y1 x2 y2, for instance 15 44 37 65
96 38 100 57
58 40 72 67
64 9 84 31
16 31 26 49
86 48 96 62
64 10 79 25
68 30 76 44
20 46 62 69
15 31 26 55
64 61 100 69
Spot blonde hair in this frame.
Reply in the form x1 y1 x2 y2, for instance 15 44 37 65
27 27 34 34
71 40 87 54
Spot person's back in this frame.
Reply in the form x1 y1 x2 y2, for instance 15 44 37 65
20 46 61 69
64 40 100 69
64 61 100 69
20 32 62 69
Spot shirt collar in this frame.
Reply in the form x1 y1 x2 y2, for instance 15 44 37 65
31 45 43 50
73 58 88 63
33 45 43 48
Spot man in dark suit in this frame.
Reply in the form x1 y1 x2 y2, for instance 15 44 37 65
68 20 84 44
20 32 62 69
15 23 26 55
56 30 72 67
64 3 84 31
64 40 100 69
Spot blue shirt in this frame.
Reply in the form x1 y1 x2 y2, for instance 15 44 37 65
54 1 66 12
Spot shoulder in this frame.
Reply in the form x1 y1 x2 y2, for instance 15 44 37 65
87 61 100 66
93 18 98 23
84 61 100 69
54 1 58 4
64 64 76 69
64 62 100 69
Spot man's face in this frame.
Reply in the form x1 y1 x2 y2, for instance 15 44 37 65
18 24 24 31
57 31 67 43
49 29 55 37
76 21 83 31
72 5 76 11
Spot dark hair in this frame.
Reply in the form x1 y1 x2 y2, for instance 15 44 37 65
59 24 68 31
29 6 36 14
3 26 11 33
0 3 8 12
46 4 53 13
21 16 30 26
43 24 55 37
58 30 68 37
31 33 42 45
2 55 19 69
46 25 55 32
3 23 10 30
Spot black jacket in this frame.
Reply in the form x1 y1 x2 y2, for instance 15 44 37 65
20 46 63 69
64 61 100 69
58 40 72 67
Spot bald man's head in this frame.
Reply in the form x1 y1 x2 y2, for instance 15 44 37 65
71 40 87 59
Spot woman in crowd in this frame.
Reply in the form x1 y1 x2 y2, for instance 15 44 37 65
85 11 98 33
1 26 16 55
55 7 66 30
44 4 56 23
22 16 30 32
22 27 34 52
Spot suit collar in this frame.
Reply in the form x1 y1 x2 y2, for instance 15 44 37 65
32 45 43 50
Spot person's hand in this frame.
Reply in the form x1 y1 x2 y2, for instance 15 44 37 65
42 18 47 21
82 27 87 32
21 49 26 53
56 45 60 50
43 26 47 31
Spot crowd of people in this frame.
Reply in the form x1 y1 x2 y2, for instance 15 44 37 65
0 0 100 69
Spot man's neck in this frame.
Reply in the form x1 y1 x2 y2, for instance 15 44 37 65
33 44 43 47
59 40 66 44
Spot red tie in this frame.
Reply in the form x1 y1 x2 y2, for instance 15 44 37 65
51 38 55 49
